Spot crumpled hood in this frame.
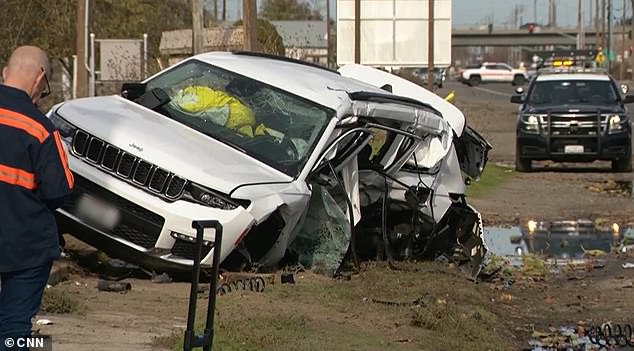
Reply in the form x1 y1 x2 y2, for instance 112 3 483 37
55 95 292 194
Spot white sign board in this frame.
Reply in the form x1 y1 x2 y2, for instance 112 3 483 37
99 39 143 81
336 0 452 67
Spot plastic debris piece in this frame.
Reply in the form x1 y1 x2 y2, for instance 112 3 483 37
35 319 53 326
96 279 132 293
622 262 634 269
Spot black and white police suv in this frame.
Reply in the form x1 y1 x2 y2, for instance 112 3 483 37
511 70 634 172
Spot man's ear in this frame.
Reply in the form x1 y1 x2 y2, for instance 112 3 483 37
2 67 8 82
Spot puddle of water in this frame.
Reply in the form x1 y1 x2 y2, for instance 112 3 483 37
483 220 623 263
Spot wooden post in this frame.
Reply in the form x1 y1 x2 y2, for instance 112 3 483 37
354 0 361 64
427 0 435 91
243 0 258 51
192 0 204 55
75 0 88 98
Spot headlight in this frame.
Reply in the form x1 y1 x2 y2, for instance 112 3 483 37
48 112 77 142
608 114 627 133
184 183 249 210
520 114 543 133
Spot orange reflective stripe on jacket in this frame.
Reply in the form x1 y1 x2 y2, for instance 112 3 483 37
0 163 36 190
0 108 49 143
53 130 74 189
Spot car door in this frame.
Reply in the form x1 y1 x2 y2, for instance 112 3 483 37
496 64 514 82
483 64 500 82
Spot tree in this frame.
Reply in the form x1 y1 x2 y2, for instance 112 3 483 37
234 19 285 56
0 0 191 72
259 0 323 21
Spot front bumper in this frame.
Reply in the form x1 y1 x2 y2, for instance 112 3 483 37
517 131 631 162
57 156 256 273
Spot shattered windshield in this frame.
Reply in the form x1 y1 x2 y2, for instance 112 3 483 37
528 79 619 106
144 60 333 177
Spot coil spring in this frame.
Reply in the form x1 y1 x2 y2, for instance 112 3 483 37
587 323 634 347
216 277 266 296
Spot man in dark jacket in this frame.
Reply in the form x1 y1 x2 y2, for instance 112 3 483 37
0 46 74 350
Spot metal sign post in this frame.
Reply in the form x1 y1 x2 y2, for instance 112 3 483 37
183 220 223 351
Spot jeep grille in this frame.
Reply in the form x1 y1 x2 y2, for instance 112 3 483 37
71 130 187 200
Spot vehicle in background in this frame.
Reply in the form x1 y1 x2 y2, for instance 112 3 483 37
459 62 528 86
511 71 634 172
412 67 447 88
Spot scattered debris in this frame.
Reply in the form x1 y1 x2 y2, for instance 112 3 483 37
151 272 172 284
96 279 132 293
280 272 295 284
216 276 265 295
35 319 54 326
622 263 634 269
586 180 633 198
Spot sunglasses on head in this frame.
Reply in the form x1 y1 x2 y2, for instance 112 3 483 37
40 67 50 99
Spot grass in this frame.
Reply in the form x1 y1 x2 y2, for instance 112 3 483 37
40 288 86 315
151 262 515 351
466 164 516 198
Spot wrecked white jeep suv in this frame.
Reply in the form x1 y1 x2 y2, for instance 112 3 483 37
48 52 490 276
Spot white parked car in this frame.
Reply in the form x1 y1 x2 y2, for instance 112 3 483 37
459 62 528 86
48 52 490 277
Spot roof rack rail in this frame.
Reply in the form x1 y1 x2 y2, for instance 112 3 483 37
231 51 340 75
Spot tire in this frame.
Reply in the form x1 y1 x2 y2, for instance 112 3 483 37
515 145 531 172
512 75 526 86
468 75 481 86
612 157 632 172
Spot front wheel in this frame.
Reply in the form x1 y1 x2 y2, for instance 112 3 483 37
468 75 481 86
515 144 531 172
612 157 632 172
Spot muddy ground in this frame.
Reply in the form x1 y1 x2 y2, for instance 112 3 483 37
37 81 634 350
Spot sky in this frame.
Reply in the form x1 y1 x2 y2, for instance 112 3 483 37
452 0 630 28
209 0 631 28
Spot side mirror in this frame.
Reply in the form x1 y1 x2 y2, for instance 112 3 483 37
121 83 147 100
510 94 525 104
515 87 525 94
623 94 634 104
621 83 630 95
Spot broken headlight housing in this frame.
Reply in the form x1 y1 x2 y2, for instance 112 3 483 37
183 183 249 210
606 114 628 134
519 114 544 134
48 112 77 143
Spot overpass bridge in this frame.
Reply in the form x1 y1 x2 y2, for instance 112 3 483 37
452 28 629 47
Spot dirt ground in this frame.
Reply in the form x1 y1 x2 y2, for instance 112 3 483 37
37 81 634 350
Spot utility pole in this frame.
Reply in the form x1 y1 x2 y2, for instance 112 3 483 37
326 0 331 68
548 0 556 27
243 0 258 51
577 0 584 49
606 0 612 72
192 0 204 55
427 0 435 91
354 0 361 63
75 0 88 98
601 0 606 49
534 0 537 23
621 0 626 79
630 0 634 79
222 0 226 21
212 0 217 21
